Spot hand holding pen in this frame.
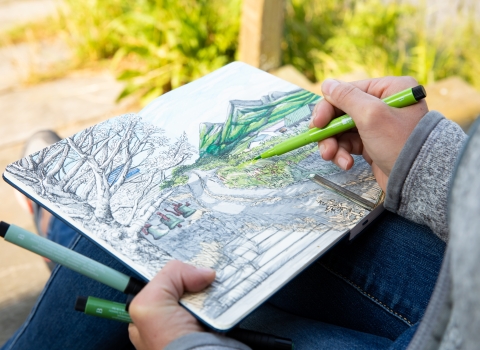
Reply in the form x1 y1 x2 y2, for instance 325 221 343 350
311 77 429 191
1 222 292 349
128 260 216 350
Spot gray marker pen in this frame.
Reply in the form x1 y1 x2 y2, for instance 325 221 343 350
0 221 145 294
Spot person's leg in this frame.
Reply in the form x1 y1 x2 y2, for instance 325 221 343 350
3 211 444 350
1 218 140 350
240 211 446 349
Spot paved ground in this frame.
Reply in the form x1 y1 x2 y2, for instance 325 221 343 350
0 1 137 345
0 73 136 346
0 0 57 32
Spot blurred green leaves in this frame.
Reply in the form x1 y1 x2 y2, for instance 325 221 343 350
60 0 240 105
283 0 480 88
56 0 480 104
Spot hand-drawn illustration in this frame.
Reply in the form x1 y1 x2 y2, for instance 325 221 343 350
5 63 382 325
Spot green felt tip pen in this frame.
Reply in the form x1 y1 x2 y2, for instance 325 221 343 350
0 221 145 294
254 85 427 160
75 296 132 323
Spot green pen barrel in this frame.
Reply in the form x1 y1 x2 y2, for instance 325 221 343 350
262 115 355 157
307 115 355 145
76 296 132 323
382 87 418 107
256 85 426 160
0 222 131 293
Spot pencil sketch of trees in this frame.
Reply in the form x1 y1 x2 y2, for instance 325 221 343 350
7 114 195 240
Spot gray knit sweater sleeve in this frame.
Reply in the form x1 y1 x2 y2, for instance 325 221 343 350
384 111 467 241
165 332 251 350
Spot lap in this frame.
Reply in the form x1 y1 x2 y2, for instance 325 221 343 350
2 225 139 350
2 212 445 350
241 211 445 348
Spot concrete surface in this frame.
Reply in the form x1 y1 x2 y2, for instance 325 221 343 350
0 38 71 94
0 1 138 344
0 69 138 345
0 0 57 32
0 73 136 346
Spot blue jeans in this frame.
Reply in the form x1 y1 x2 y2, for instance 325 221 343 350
1 211 445 350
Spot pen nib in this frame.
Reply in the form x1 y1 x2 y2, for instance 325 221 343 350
252 156 261 160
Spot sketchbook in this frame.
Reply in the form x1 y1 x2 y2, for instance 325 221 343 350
3 62 384 331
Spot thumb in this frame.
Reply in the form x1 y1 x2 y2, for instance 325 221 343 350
138 261 215 305
321 79 384 128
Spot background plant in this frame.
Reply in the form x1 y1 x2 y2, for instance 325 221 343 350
5 0 479 102
283 0 480 88
58 0 241 105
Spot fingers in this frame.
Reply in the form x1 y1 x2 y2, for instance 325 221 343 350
310 98 345 129
321 79 386 128
349 76 419 99
319 133 363 170
310 76 421 130
128 261 213 350
139 261 215 305
128 324 141 348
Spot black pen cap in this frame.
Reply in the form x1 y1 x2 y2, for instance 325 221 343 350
412 85 427 101
125 294 135 312
124 277 147 295
75 296 88 312
0 221 10 238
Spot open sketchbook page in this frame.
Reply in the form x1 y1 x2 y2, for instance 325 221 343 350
4 62 382 330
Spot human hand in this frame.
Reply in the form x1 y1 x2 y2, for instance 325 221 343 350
128 260 216 350
310 76 429 191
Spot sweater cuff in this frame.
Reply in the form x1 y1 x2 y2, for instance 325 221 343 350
385 111 444 212
165 332 251 350
385 111 467 241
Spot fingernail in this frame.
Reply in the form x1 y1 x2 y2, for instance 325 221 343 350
319 144 325 157
312 102 320 118
339 157 349 170
310 103 321 127
196 266 214 274
322 79 340 96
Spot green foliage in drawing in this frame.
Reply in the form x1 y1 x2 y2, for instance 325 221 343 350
199 90 319 157
160 88 322 191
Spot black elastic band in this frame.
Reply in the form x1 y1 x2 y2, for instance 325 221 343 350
124 277 146 295
0 221 10 238
125 294 135 312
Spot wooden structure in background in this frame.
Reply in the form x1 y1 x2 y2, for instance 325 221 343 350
237 0 480 130
238 0 285 71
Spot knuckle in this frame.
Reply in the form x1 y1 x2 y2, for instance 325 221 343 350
360 102 386 127
128 298 142 317
164 260 183 272
401 76 418 86
332 84 356 104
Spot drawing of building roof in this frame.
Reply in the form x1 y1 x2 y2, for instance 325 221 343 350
284 105 311 127
263 120 285 132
